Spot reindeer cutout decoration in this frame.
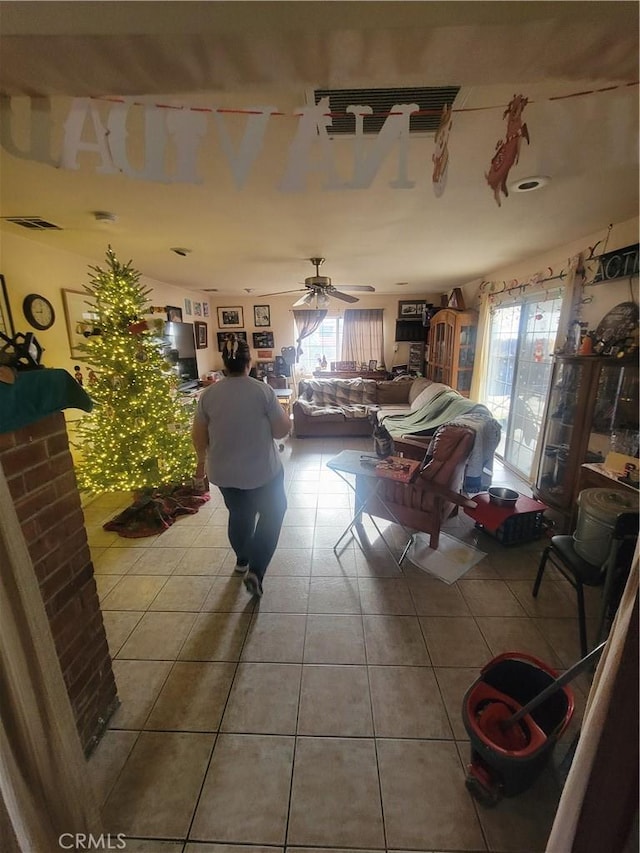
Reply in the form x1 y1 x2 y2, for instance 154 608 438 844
486 94 530 206
432 103 453 197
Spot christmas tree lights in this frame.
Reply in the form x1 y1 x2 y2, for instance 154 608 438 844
74 247 196 494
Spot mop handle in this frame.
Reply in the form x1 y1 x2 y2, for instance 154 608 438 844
503 641 607 730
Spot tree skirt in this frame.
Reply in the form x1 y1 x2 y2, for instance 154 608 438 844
103 482 211 538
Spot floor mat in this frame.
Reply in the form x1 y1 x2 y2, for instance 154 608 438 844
407 531 486 584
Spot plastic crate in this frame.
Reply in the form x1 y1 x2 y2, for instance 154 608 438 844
495 510 545 545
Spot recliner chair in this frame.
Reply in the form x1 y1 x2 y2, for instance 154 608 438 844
355 423 477 550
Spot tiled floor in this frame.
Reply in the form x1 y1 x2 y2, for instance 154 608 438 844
86 437 602 853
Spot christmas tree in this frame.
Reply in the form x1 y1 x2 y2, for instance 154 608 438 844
74 247 196 494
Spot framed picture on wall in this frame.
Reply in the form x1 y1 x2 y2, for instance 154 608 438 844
166 305 183 322
194 321 208 349
254 305 270 327
217 330 248 352
62 289 101 358
398 300 426 319
217 306 244 328
252 331 275 349
0 274 15 338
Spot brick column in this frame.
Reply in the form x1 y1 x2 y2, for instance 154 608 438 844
0 412 117 754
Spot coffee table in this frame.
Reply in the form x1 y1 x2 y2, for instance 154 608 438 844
326 450 418 570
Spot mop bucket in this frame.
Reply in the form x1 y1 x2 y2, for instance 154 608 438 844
462 652 574 806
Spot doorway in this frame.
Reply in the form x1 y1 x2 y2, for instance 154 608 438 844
485 291 564 480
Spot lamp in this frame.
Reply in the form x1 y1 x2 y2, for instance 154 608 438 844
316 291 330 308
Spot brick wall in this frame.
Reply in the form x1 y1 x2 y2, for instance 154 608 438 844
0 412 117 754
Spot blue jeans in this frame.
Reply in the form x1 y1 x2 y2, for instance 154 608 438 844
218 469 287 582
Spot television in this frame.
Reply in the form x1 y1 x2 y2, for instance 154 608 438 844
164 321 198 389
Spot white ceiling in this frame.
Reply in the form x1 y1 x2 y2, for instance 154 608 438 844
0 1 638 299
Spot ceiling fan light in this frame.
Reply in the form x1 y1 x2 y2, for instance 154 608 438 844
316 292 330 308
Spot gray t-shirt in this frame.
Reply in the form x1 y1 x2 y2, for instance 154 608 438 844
195 376 284 489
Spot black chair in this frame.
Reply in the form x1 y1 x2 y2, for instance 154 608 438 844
532 511 639 657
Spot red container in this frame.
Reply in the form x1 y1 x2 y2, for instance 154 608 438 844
462 652 574 806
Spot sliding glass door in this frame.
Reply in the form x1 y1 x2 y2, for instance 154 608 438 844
485 291 563 480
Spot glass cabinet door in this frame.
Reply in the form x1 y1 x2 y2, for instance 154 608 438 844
589 362 639 463
536 358 587 504
457 323 476 394
536 356 639 512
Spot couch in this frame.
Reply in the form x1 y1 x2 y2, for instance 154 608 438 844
293 376 415 438
293 376 501 492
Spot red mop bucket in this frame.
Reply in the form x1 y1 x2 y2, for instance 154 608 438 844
462 652 575 806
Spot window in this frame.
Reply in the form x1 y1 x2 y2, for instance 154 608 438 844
297 316 342 372
485 290 563 479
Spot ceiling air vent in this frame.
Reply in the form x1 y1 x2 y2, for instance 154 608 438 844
3 216 62 230
314 86 460 135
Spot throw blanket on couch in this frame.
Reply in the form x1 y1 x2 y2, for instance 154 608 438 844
381 389 501 492
298 378 375 418
442 411 502 492
381 388 478 435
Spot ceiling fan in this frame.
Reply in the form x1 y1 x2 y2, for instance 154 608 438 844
263 258 375 307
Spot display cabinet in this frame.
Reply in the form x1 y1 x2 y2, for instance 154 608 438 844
426 308 478 396
534 355 638 525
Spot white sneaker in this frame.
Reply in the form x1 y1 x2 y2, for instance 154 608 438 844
243 572 263 598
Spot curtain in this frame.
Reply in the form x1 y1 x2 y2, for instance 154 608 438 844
340 309 384 366
0 464 101 850
293 309 327 360
470 297 491 401
546 551 638 852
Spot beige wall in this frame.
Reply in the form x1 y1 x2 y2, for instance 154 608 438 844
206 290 443 374
2 215 637 390
461 216 639 332
1 231 217 376
1 229 441 375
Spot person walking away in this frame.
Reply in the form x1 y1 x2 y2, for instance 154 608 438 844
191 335 290 597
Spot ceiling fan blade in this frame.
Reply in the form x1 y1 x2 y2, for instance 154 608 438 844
292 292 315 307
338 285 376 292
261 288 304 297
331 290 359 303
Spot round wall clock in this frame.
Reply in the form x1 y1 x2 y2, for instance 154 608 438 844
23 293 55 330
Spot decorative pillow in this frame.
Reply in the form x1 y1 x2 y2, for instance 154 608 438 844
408 377 433 405
410 382 451 411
